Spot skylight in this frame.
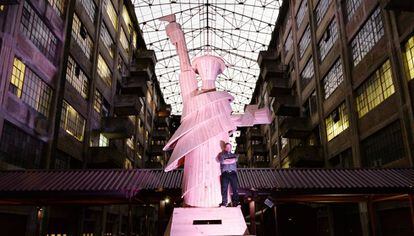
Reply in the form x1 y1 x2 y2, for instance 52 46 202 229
133 0 281 115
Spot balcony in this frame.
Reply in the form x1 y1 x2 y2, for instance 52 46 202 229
148 144 165 156
252 144 268 155
152 129 169 140
157 104 172 117
89 145 125 168
248 128 262 140
100 117 134 139
154 116 169 127
130 50 157 81
288 145 323 167
121 75 147 97
0 0 19 4
267 77 292 97
279 117 312 139
257 50 287 82
114 94 142 116
272 95 300 117
381 0 414 11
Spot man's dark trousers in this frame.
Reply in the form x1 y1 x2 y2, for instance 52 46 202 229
220 170 239 204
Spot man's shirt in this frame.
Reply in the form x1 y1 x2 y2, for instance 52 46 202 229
218 151 238 173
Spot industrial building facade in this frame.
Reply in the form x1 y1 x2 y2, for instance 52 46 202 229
0 0 171 235
234 0 414 235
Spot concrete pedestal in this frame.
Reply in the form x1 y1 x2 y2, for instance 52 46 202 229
164 207 249 236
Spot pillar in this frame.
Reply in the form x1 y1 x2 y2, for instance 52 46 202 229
249 200 256 235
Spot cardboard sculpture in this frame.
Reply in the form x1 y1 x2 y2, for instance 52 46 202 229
160 14 272 208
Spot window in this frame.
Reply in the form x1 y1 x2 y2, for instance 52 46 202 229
329 149 353 168
300 57 314 89
99 134 109 147
325 102 349 141
315 0 330 25
351 7 384 66
93 90 109 116
355 60 394 118
66 56 89 99
303 90 318 116
72 14 93 59
318 18 338 62
403 35 414 81
120 27 129 52
20 1 58 62
361 121 404 167
122 5 132 33
296 0 307 28
104 0 118 31
9 58 52 117
80 0 96 23
284 30 293 55
60 100 85 141
97 54 112 87
345 0 362 21
47 0 66 17
322 59 343 99
298 25 311 58
100 22 115 57
0 122 45 168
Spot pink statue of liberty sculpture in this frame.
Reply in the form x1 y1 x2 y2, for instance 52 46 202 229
160 14 272 208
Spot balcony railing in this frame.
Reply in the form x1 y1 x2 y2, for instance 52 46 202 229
130 50 157 81
279 117 312 139
114 94 142 116
89 145 125 168
288 145 323 167
100 116 134 139
381 0 414 11
272 95 300 117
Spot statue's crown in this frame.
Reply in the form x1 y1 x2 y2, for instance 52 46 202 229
192 55 226 90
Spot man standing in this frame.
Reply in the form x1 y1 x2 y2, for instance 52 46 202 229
218 143 240 207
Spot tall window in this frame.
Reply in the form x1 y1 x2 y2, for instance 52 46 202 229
318 18 338 62
93 90 109 116
403 35 414 81
122 5 132 33
322 59 343 99
300 57 314 89
60 100 85 141
72 14 93 59
66 56 89 99
355 60 394 118
315 0 330 25
104 0 118 31
284 30 293 55
97 54 112 87
351 7 384 66
80 0 96 23
0 122 45 169
21 1 58 62
296 0 307 28
345 0 362 21
47 0 66 17
120 27 129 52
361 121 404 167
298 25 311 58
9 58 52 117
325 102 349 141
100 22 115 57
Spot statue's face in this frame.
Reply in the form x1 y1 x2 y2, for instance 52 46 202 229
225 144 232 152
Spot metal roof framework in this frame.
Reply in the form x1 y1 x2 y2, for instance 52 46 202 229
132 0 282 115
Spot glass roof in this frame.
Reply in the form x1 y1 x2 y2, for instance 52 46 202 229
133 0 281 115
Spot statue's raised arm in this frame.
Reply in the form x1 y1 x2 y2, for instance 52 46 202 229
160 14 198 103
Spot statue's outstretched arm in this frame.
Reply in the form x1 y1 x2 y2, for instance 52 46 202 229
231 105 272 127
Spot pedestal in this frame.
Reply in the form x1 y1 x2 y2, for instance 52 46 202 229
164 207 249 236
